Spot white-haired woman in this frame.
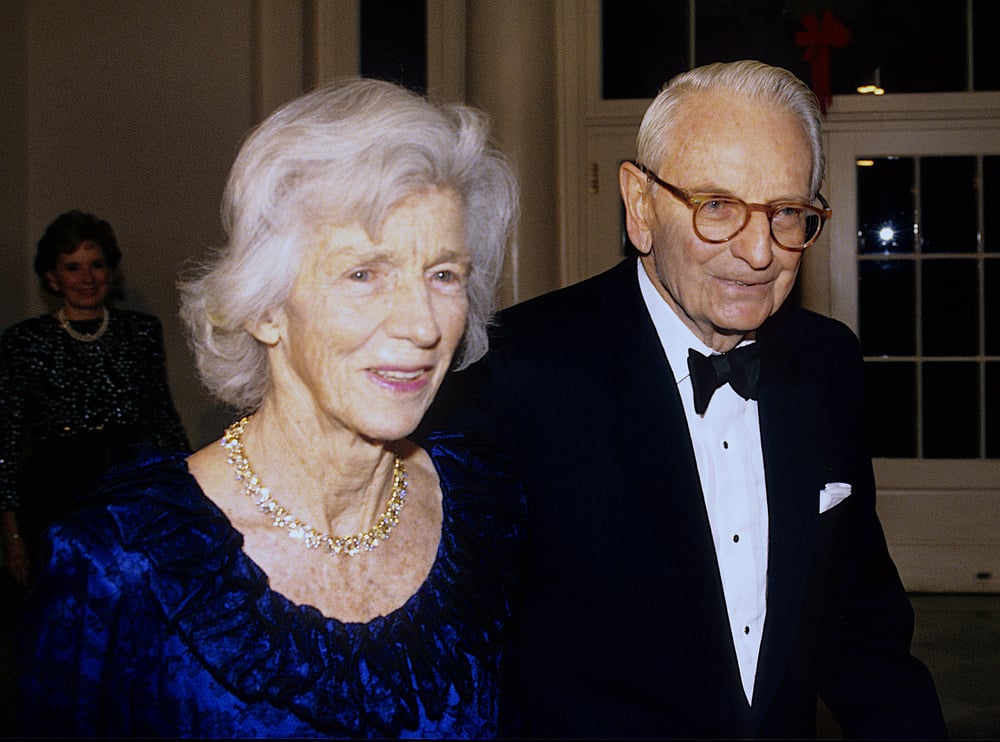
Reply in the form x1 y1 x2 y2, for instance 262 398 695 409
16 78 523 738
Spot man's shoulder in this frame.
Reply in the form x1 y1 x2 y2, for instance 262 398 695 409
762 305 862 372
481 260 638 363
494 259 636 337
765 305 857 343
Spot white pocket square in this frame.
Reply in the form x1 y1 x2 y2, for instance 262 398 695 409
819 482 851 513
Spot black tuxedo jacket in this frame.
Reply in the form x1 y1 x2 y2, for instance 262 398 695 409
422 258 946 739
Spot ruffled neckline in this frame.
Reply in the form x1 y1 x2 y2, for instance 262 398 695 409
92 433 525 736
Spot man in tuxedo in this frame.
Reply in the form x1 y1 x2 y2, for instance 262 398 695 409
422 60 946 738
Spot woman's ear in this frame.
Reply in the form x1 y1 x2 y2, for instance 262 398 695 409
45 271 60 294
247 310 283 346
619 161 655 254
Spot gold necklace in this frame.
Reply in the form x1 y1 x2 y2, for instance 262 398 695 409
57 306 109 342
221 417 407 557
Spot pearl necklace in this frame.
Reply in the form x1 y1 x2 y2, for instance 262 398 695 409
58 307 109 342
222 417 408 557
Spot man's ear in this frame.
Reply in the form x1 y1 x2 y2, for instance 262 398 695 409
619 161 655 254
247 309 283 346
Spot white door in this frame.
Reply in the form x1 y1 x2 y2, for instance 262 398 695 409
822 93 1000 592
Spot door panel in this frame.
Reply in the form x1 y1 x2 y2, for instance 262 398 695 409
826 104 1000 592
581 126 639 280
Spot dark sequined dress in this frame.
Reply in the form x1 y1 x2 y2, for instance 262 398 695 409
0 309 190 554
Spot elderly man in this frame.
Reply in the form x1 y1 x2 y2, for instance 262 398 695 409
422 60 946 738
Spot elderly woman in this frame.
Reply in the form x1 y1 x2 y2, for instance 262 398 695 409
15 78 522 738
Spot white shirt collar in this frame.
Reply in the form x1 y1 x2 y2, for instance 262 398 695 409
636 259 757 387
636 259 715 387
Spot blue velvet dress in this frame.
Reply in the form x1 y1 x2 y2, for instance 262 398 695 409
14 433 525 738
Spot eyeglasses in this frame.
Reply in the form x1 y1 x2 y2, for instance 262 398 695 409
635 162 832 251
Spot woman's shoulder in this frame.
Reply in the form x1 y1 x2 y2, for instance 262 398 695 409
425 431 526 533
421 431 526 623
426 432 524 495
1 314 58 344
109 308 163 331
58 448 224 555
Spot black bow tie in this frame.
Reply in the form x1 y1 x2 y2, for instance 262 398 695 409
687 343 762 415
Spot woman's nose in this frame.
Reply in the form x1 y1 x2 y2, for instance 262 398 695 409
386 281 442 347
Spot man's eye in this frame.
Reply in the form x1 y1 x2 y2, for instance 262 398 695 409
349 270 370 281
435 270 455 282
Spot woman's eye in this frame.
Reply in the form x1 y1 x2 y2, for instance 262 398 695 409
433 267 469 287
349 270 371 281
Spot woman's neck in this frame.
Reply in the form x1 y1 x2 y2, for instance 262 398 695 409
59 304 106 321
239 405 400 537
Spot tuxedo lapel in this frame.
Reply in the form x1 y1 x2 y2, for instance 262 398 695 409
601 261 748 695
750 322 822 715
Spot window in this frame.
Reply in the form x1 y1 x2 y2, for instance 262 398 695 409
858 156 1000 458
601 0 998 101
360 0 427 92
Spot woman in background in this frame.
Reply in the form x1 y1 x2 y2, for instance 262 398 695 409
0 210 189 586
15 78 523 737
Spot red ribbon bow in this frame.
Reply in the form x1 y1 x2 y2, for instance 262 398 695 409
795 10 851 115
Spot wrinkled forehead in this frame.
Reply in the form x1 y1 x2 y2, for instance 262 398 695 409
658 95 813 192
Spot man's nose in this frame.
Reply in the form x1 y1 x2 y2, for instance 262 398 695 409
730 211 775 269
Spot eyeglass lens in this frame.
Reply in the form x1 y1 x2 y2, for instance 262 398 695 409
695 199 822 248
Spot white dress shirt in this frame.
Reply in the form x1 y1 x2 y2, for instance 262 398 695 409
637 261 769 704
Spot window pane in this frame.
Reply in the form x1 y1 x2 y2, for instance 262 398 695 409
986 259 1000 355
987 362 1000 457
829 2 966 94
920 157 977 254
694 0 807 78
360 0 426 92
859 259 915 356
973 0 1000 91
922 259 978 356
864 361 916 458
986 156 1000 254
602 0 687 100
923 362 980 458
857 158 915 254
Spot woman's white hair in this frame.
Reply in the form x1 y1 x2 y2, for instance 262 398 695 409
179 78 519 412
636 60 826 197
